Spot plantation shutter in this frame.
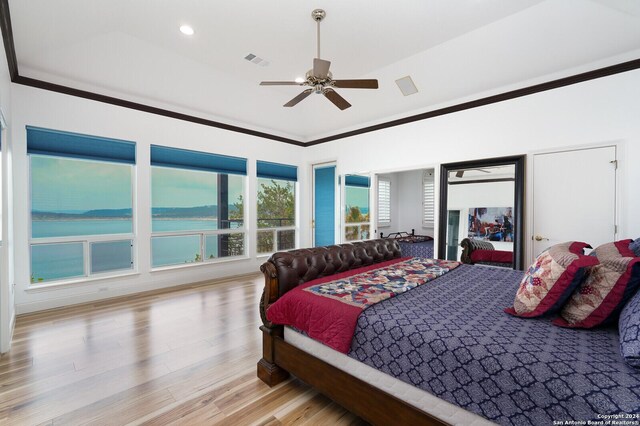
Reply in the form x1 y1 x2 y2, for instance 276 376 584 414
377 178 391 226
422 170 435 226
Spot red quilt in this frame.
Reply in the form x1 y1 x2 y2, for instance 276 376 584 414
266 257 460 353
470 249 513 264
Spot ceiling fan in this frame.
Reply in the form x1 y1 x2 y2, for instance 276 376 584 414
454 169 492 178
259 9 379 110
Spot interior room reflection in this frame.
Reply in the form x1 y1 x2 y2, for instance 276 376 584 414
445 164 516 264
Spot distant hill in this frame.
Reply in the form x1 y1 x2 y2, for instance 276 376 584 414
32 205 239 220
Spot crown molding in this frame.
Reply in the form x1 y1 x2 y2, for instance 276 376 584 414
2 0 639 148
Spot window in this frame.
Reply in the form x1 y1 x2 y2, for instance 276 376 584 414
344 175 370 241
28 127 135 283
256 161 297 254
150 145 246 267
423 170 435 227
377 177 391 227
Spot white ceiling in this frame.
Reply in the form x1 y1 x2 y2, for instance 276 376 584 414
9 0 640 142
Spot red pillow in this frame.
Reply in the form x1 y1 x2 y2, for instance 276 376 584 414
505 242 598 318
554 240 640 328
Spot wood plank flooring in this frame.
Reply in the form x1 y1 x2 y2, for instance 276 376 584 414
0 275 368 425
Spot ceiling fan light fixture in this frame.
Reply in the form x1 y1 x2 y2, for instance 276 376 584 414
179 25 195 36
294 77 305 83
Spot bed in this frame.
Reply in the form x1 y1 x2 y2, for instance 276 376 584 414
257 239 640 425
381 230 434 258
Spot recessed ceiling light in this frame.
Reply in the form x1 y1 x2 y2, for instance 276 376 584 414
294 77 305 83
180 25 194 36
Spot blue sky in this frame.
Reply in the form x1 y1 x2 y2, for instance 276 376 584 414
152 167 244 208
345 186 369 211
31 156 245 212
31 156 132 211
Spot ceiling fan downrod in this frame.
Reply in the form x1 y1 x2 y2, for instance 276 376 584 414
312 9 326 59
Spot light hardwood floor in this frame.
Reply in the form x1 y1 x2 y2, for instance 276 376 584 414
0 275 368 425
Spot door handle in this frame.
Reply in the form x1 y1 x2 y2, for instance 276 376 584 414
534 235 549 242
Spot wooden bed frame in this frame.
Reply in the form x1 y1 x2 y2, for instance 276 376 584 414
257 239 447 426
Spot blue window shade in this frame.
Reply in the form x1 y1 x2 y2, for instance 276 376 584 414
26 126 136 164
151 145 247 176
345 174 370 188
257 160 297 182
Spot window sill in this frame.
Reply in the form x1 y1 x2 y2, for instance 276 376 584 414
150 255 250 273
27 271 140 292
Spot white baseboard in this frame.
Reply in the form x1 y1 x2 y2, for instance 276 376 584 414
15 270 261 315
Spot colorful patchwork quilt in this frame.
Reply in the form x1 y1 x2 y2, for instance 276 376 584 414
266 257 460 353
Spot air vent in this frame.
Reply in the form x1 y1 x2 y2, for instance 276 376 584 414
244 53 270 67
395 76 418 96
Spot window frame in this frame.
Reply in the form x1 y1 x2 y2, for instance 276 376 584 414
255 177 297 255
28 154 138 286
149 164 248 269
343 178 371 243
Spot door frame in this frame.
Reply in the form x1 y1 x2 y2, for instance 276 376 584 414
527 142 621 264
311 161 338 247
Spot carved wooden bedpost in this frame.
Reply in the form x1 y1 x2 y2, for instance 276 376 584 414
257 261 290 386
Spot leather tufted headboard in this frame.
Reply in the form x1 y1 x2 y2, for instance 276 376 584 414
260 239 402 308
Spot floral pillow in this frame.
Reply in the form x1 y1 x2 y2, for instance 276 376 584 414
505 242 598 318
619 288 640 368
554 240 640 328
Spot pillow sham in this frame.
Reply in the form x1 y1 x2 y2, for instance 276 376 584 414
631 238 640 257
505 241 598 318
619 288 640 368
554 240 640 328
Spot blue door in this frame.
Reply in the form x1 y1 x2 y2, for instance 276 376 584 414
314 165 335 247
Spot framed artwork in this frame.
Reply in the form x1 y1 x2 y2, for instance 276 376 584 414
468 207 513 242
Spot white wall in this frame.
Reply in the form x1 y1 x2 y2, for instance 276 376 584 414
305 69 640 260
397 169 433 236
6 64 640 316
0 28 15 352
11 84 306 314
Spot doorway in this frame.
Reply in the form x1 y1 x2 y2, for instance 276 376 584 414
312 163 336 247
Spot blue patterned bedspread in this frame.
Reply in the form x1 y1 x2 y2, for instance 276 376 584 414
398 240 434 259
348 264 640 425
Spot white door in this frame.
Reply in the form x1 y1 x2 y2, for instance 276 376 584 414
532 146 617 259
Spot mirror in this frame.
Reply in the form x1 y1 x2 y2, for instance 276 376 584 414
438 156 525 270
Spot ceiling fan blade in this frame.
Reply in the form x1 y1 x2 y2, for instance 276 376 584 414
333 79 379 89
260 81 303 86
283 89 313 107
313 58 331 79
455 170 464 178
323 88 351 110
